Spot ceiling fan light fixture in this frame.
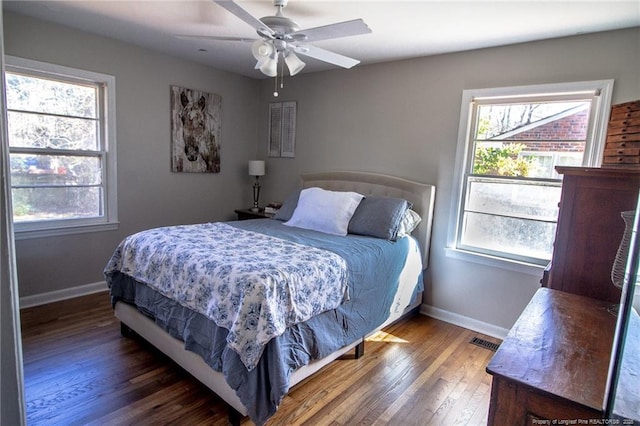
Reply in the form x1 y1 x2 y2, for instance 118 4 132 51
251 39 274 61
259 55 278 77
213 0 370 83
284 52 306 76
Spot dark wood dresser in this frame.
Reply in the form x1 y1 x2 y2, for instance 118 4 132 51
543 166 640 303
486 288 616 424
489 159 640 423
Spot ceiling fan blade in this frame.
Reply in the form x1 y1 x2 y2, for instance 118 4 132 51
176 34 256 43
293 45 360 69
213 0 274 37
292 19 371 43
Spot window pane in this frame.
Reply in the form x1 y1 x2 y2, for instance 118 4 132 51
475 101 590 140
466 178 561 220
5 73 97 118
7 111 98 150
10 154 102 186
520 152 584 179
461 212 556 262
12 187 102 222
473 141 538 177
472 100 591 179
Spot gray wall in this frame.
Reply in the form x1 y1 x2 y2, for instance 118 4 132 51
256 27 640 331
3 11 260 298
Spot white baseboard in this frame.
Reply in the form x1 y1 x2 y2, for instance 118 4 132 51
420 303 510 340
20 281 108 309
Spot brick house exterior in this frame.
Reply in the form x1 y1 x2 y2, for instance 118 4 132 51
494 106 589 153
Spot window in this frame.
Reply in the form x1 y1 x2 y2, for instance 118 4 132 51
448 80 613 271
5 57 117 238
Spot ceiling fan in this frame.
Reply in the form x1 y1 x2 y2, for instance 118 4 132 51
185 0 372 94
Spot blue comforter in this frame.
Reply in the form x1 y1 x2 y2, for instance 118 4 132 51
106 219 423 425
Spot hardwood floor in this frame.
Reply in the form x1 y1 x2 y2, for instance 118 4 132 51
21 292 499 425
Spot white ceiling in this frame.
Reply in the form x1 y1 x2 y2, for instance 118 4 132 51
4 0 640 79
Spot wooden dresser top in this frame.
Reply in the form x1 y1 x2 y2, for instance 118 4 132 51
556 166 640 178
486 288 616 411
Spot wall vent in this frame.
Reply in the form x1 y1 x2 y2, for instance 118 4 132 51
470 337 500 352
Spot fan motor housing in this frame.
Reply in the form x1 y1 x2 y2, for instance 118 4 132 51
260 15 300 35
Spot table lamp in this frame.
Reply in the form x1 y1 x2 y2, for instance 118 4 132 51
248 160 265 211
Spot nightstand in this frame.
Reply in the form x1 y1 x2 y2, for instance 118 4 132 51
234 209 275 220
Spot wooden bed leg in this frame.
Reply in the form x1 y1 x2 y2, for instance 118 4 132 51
354 339 365 359
120 322 133 338
227 406 243 426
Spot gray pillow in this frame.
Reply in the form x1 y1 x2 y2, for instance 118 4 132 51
348 196 411 240
273 190 300 221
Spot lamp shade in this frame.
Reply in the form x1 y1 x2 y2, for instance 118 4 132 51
248 160 265 176
259 56 278 77
252 40 277 77
284 52 306 76
251 40 274 61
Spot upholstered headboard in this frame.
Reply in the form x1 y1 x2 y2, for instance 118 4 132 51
301 171 436 269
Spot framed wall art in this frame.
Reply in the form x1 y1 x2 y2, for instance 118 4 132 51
170 85 222 173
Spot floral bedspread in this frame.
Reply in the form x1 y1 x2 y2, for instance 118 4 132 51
104 222 349 370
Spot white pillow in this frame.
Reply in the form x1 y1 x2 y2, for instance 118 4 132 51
284 187 364 236
397 209 422 237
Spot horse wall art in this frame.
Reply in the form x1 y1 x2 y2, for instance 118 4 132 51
170 86 221 173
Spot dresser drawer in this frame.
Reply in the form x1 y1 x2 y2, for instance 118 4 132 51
611 109 640 121
607 124 640 136
607 133 640 143
608 117 640 129
604 147 640 157
611 99 640 114
606 140 640 150
603 155 640 164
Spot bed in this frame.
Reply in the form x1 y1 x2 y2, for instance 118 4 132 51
105 171 435 425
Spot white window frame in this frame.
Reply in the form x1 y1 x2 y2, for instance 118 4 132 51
446 80 614 275
5 56 118 239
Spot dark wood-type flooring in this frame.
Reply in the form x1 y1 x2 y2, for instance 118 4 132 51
21 292 500 425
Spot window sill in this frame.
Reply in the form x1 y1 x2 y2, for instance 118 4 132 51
14 221 119 240
445 247 546 277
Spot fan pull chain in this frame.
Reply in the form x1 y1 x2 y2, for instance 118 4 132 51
273 52 282 97
280 58 285 89
273 52 287 97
